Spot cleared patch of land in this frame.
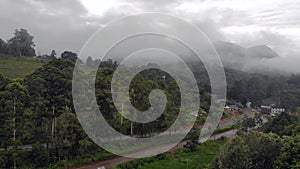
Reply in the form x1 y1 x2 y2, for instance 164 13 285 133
0 54 45 78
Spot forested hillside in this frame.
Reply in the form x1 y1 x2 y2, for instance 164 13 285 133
1 28 300 168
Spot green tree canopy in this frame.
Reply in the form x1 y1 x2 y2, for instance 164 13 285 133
214 136 251 169
8 29 35 57
0 38 9 54
264 112 299 136
61 51 78 62
214 131 283 169
276 134 300 169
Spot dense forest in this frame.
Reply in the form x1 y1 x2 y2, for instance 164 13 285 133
0 29 300 168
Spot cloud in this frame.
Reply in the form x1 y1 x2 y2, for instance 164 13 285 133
0 0 299 73
0 0 100 55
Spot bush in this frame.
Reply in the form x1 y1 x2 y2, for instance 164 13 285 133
275 135 300 169
213 131 283 169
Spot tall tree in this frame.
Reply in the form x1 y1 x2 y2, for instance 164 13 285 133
61 51 78 62
8 29 36 57
0 38 9 54
24 76 50 145
25 59 74 147
55 107 85 166
0 73 9 149
1 80 28 169
50 50 57 59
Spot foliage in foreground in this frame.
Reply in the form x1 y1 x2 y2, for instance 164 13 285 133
213 128 300 169
214 131 283 169
275 134 300 169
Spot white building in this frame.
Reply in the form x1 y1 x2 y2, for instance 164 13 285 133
271 108 285 116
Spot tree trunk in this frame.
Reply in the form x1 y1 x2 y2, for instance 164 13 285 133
13 100 16 141
13 118 16 141
13 158 16 169
13 99 17 169
64 155 68 169
54 115 57 139
142 124 144 137
130 121 134 136
51 106 56 151
45 118 49 149
51 106 55 141
121 102 124 125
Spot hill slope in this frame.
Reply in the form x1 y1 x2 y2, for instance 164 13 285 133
0 54 45 78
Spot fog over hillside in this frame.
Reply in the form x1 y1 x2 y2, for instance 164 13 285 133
0 0 300 73
213 41 283 74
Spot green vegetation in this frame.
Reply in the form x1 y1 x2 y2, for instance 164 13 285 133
0 58 191 168
213 117 300 169
0 29 35 57
0 55 299 168
132 113 300 169
213 124 239 134
0 149 114 169
275 134 300 169
222 110 233 119
1 28 300 169
214 131 283 169
264 112 299 136
115 139 227 169
0 54 45 78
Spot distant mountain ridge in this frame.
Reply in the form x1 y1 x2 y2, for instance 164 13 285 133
213 41 279 72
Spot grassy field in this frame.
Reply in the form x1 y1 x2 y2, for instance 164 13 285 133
0 54 45 78
115 139 227 169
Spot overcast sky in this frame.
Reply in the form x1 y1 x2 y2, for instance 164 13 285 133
0 0 300 72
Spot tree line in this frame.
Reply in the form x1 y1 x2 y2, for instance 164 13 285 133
0 58 186 168
1 28 300 168
1 55 299 168
2 28 300 112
